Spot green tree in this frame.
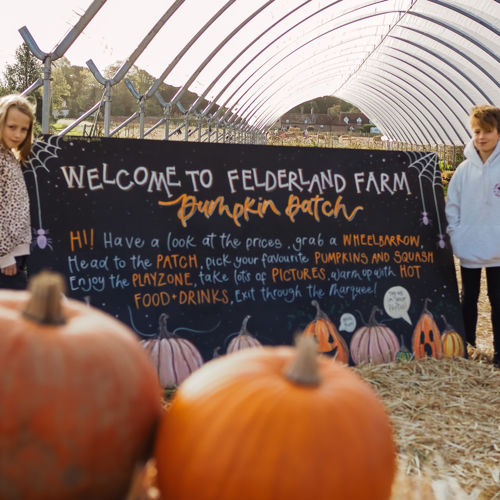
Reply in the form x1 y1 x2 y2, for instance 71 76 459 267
58 61 101 117
51 58 71 115
288 96 359 116
327 104 342 119
3 42 41 91
2 42 42 121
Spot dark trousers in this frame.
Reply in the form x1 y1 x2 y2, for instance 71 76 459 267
0 256 28 290
460 266 500 363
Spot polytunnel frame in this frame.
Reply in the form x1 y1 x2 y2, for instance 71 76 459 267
215 1 397 125
250 53 469 143
231 8 496 143
252 70 424 144
17 0 499 149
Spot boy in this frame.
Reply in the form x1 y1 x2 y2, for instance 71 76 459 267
445 105 500 367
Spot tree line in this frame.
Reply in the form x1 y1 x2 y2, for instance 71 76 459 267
1 42 357 129
0 43 213 126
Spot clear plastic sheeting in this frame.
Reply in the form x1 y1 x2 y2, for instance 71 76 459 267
18 0 500 144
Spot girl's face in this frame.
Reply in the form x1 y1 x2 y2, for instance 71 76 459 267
2 107 31 151
471 121 500 161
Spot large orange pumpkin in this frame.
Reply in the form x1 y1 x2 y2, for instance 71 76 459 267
0 271 162 500
412 298 443 359
440 315 465 358
141 313 204 388
303 299 349 363
155 335 396 500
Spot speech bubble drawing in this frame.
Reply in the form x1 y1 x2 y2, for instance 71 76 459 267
339 313 357 333
383 286 412 324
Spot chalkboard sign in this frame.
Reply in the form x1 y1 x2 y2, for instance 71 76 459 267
25 136 465 365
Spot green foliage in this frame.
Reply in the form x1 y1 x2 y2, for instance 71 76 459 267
2 43 216 130
55 60 102 117
361 123 375 133
1 43 43 122
52 118 94 136
288 96 359 115
2 43 41 92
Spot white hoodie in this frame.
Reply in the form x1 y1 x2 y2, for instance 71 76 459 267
445 139 500 268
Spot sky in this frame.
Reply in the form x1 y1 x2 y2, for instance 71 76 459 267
0 0 242 88
1 1 114 69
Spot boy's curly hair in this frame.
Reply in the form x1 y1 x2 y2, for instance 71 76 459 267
470 105 500 133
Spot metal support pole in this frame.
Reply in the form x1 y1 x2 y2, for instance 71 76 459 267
19 0 106 134
103 81 112 138
41 58 52 134
164 104 171 141
139 97 145 139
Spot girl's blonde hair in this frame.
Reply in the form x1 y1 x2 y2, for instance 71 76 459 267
0 94 35 162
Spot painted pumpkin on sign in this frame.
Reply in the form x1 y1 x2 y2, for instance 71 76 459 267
141 313 204 388
0 271 162 500
155 335 396 500
396 335 414 362
440 315 465 358
412 298 443 359
303 300 349 363
350 306 400 364
227 315 262 353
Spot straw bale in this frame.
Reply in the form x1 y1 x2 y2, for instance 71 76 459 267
355 358 500 498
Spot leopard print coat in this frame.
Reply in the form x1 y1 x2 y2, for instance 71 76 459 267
0 146 31 268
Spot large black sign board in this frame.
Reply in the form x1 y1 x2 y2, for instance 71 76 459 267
25 136 464 364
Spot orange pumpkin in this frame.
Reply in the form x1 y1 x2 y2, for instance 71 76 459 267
155 335 396 500
440 315 465 358
227 315 262 353
412 298 443 359
0 271 162 500
141 313 204 388
303 299 349 363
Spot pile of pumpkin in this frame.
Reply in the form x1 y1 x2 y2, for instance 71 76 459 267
1 271 400 500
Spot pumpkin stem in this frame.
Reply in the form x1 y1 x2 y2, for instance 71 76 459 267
22 271 66 325
239 315 251 335
423 298 432 314
399 335 410 352
441 314 453 331
284 334 320 386
368 306 382 326
311 300 328 321
158 313 173 338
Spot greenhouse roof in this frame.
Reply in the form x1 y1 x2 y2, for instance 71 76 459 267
11 0 500 145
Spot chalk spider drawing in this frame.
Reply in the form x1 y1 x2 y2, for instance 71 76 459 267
406 152 446 248
24 136 62 251
32 228 53 250
419 211 431 226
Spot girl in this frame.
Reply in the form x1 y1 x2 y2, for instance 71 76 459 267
0 94 35 289
445 105 500 367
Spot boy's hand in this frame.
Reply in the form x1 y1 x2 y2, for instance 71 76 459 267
1 264 18 276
